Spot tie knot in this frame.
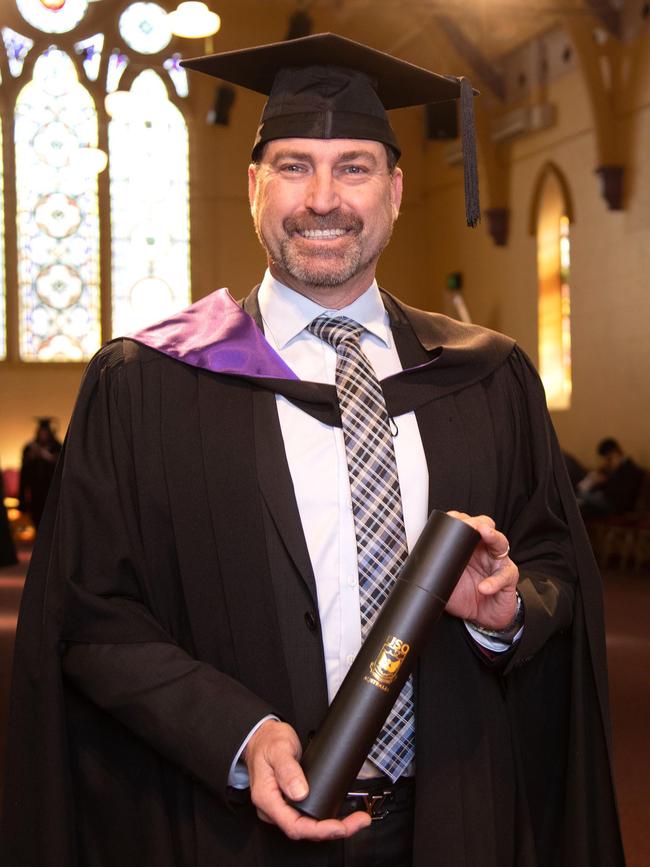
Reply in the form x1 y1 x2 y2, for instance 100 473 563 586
307 315 364 351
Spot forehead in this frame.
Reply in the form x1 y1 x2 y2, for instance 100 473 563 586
260 137 388 165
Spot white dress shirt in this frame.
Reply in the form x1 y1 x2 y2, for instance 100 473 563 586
258 271 430 705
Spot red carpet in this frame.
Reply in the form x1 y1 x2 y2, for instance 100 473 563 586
0 551 27 808
603 571 650 867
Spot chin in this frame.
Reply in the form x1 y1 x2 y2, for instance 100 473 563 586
282 251 362 289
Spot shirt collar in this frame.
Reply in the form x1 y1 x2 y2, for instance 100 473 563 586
257 269 392 350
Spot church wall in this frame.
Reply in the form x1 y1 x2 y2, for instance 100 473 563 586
419 39 650 470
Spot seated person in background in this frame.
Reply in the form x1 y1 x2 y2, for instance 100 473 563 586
577 437 645 517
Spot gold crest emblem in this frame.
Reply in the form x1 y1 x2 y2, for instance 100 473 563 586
368 635 410 687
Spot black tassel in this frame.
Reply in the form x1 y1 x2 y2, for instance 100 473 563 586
460 77 480 228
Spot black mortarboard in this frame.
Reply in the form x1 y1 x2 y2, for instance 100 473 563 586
182 33 480 226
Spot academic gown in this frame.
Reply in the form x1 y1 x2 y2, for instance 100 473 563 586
0 287 625 867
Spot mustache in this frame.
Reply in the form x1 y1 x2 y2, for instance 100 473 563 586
284 211 363 235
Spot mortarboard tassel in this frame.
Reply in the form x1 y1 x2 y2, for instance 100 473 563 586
460 77 480 228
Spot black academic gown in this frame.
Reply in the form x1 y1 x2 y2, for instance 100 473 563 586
0 288 625 867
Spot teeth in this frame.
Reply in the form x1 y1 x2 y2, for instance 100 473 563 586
299 228 347 239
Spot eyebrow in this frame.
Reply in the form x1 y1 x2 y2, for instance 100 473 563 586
336 150 379 166
269 150 314 166
268 148 380 168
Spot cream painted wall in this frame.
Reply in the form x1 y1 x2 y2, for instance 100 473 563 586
421 43 650 470
2 27 650 475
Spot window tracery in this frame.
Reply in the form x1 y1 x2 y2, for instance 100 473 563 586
0 0 192 362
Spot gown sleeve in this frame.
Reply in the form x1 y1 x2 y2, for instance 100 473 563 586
52 342 277 798
484 346 579 668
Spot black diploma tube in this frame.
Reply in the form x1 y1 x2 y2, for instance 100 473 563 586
293 509 480 820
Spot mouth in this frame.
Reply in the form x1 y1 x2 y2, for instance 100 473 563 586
284 212 363 243
295 228 350 240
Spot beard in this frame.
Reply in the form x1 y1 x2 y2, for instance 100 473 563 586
256 209 394 289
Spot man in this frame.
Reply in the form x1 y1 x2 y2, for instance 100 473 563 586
1 34 624 867
18 417 62 531
578 437 645 517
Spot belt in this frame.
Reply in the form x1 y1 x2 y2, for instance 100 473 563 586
343 776 415 821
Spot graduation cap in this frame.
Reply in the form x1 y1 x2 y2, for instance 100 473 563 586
182 33 480 226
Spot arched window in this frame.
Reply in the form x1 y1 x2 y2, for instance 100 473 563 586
109 69 190 336
0 121 5 361
531 164 573 411
0 1 192 363
15 49 101 361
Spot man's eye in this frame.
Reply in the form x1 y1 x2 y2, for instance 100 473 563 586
342 165 366 174
279 164 306 173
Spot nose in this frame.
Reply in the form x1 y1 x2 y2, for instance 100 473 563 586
304 167 340 213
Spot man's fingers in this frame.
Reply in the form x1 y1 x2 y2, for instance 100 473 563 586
340 810 373 835
447 510 496 532
283 811 372 841
257 801 370 841
475 524 509 560
256 807 273 824
252 764 370 841
245 719 371 841
477 563 518 595
447 511 511 565
273 754 308 802
253 725 307 801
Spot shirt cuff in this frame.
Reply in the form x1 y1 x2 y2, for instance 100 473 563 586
228 714 280 789
465 620 524 652
464 590 524 652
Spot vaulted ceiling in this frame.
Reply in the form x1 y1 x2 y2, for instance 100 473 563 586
233 0 625 63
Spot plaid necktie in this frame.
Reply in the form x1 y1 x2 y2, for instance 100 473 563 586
307 314 415 782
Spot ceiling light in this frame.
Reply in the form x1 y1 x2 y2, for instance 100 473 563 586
167 2 220 39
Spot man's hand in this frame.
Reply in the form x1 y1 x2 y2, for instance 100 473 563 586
444 512 519 630
243 719 371 841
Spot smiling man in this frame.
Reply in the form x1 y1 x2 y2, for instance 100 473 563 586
1 33 624 867
249 138 401 303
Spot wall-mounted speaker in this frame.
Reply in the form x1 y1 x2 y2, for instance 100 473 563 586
424 100 458 140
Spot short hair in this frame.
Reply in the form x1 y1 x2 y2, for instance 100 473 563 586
384 145 399 173
252 142 400 175
597 438 621 457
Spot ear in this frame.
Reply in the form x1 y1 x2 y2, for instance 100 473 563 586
247 164 258 211
391 167 404 219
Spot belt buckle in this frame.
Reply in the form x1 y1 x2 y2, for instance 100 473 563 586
348 789 394 821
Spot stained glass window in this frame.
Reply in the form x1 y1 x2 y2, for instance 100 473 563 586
74 33 104 81
106 49 129 92
119 2 172 55
163 53 189 97
0 124 5 360
1 7 192 365
537 172 572 410
109 70 190 336
2 27 35 78
15 49 101 361
17 0 89 34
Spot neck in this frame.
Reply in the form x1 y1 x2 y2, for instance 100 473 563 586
268 263 376 310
